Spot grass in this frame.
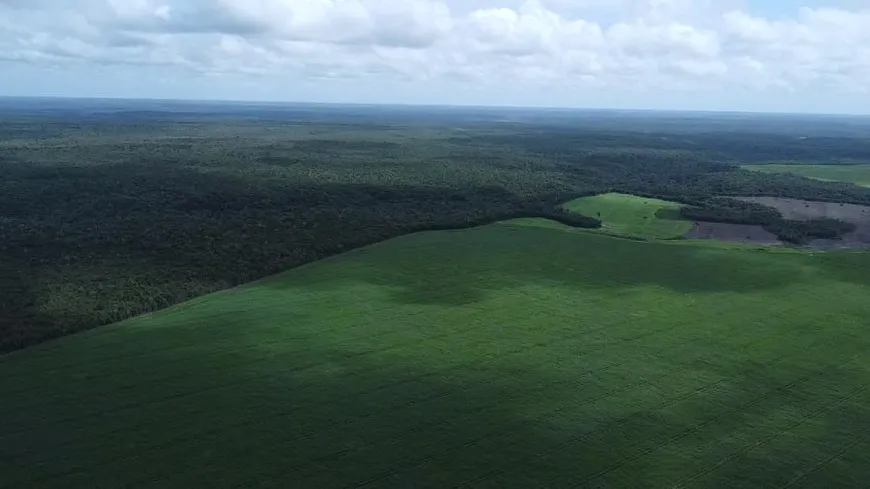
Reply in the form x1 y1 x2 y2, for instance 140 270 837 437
562 192 693 240
3 224 870 488
744 164 870 187
499 217 592 235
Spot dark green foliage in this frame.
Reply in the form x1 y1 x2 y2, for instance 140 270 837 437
679 198 857 244
680 198 783 226
765 218 858 244
3 101 870 351
0 167 596 351
524 207 604 229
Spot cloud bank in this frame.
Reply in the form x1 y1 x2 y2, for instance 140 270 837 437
1 0 868 111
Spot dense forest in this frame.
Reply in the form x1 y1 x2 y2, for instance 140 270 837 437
3 100 870 352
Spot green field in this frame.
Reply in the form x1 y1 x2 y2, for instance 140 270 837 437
744 164 870 187
562 193 692 239
3 224 870 488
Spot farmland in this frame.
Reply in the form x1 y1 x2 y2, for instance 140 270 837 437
744 164 870 187
2 224 870 488
5 101 870 488
562 193 691 240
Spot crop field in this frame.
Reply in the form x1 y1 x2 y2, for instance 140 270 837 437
562 193 691 240
744 164 870 187
3 223 870 488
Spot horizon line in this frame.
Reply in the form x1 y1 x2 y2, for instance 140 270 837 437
1 94 869 118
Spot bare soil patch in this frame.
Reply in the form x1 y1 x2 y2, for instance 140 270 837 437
737 197 870 249
684 222 781 245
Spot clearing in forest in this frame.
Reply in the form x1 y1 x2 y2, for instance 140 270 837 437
3 224 870 488
562 192 692 240
736 197 870 249
744 164 870 187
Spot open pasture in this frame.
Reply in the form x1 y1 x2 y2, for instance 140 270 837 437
562 193 691 240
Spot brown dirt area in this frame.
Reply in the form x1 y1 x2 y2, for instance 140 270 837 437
684 222 781 245
683 197 870 249
737 197 870 249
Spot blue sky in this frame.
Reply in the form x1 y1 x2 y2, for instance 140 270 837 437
1 0 869 114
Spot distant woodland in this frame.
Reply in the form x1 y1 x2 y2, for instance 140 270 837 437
3 101 870 351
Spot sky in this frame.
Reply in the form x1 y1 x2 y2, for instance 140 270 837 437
1 0 869 114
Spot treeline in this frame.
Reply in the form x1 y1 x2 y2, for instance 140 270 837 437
0 161 599 352
679 198 782 225
767 218 857 244
679 197 856 244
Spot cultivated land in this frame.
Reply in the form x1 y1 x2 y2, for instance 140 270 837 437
744 164 870 187
737 197 870 248
3 224 870 488
684 221 781 245
562 193 691 240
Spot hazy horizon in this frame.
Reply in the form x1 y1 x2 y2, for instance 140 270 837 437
4 94 870 118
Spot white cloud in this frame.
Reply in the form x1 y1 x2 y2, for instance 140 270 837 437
1 0 870 109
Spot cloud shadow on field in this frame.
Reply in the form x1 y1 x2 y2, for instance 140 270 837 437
4 302 869 489
266 224 808 306
0 309 645 488
810 250 870 289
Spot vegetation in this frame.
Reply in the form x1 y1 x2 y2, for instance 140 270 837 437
680 197 783 226
563 193 691 240
744 164 870 188
680 198 857 244
4 101 870 351
3 225 870 488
